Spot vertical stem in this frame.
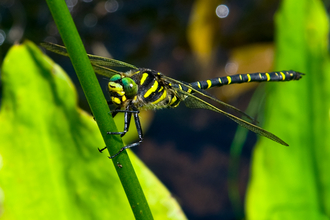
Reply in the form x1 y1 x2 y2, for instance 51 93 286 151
44 0 153 219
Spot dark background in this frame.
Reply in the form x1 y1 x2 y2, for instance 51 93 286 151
0 0 317 219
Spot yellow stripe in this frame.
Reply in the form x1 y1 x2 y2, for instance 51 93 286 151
239 74 242 81
112 97 121 105
266 73 270 81
227 76 232 84
158 86 164 92
280 71 286 80
169 96 177 105
151 89 167 105
197 82 201 88
247 74 251 82
172 102 180 108
206 80 212 89
259 73 262 79
187 88 192 93
140 73 149 85
144 80 159 98
178 84 182 90
218 78 222 84
122 95 127 102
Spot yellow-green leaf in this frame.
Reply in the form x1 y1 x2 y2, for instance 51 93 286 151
0 41 186 220
246 0 330 219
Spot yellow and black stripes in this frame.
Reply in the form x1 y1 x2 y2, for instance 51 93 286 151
134 70 171 106
42 42 306 159
111 95 127 105
189 70 303 90
108 69 303 109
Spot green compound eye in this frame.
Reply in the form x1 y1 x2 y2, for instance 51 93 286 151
110 74 122 82
122 77 138 98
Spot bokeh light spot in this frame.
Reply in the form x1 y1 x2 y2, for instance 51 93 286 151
215 4 229 18
0 30 6 46
105 0 119 13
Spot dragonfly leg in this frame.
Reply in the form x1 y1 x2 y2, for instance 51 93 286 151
108 142 141 159
111 109 139 114
98 109 120 153
111 110 119 118
107 107 135 137
100 107 140 154
133 106 143 143
108 106 143 159
98 146 107 153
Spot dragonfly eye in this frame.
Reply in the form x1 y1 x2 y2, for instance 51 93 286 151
122 77 138 98
110 74 122 82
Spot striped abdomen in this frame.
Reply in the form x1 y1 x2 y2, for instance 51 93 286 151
189 70 303 90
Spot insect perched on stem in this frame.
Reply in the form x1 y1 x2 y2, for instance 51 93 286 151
41 42 304 159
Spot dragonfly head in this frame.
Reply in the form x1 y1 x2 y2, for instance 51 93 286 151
108 74 138 105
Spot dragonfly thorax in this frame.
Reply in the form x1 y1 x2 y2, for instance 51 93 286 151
118 68 182 110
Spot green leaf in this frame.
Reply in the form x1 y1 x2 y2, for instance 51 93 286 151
0 155 3 216
246 0 330 219
0 41 186 220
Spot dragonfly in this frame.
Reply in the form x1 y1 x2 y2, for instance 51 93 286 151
41 42 304 159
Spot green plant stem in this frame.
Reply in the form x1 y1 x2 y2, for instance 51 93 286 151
44 0 153 219
228 84 266 219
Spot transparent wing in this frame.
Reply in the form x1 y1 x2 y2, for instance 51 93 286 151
41 42 138 70
161 74 254 122
174 88 288 146
91 63 123 78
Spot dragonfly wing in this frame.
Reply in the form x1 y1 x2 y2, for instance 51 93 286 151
88 55 138 70
92 63 122 78
162 75 254 121
41 42 70 57
175 88 288 146
41 42 138 69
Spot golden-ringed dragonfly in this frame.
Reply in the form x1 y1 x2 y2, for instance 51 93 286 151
41 42 304 159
